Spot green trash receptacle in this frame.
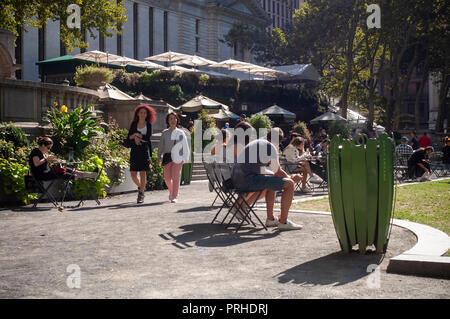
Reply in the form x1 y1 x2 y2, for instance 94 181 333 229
327 133 394 254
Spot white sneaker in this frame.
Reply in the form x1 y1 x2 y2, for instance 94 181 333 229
265 217 279 227
309 175 322 184
171 198 177 203
278 219 303 231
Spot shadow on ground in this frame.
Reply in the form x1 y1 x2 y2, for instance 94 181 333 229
275 251 383 286
159 223 281 249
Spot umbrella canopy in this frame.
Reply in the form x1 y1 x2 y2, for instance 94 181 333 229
180 95 229 112
109 56 141 67
211 108 231 120
234 65 285 80
127 60 167 70
166 65 192 72
144 51 192 63
310 112 347 123
97 84 136 101
255 104 296 120
173 55 216 68
270 64 321 82
209 59 254 70
74 50 121 64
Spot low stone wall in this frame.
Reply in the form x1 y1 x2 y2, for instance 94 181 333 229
0 78 100 123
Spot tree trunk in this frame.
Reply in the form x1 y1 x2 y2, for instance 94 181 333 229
413 58 430 130
392 46 420 131
435 72 450 134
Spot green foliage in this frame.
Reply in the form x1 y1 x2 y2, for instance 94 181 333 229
0 0 127 51
46 104 103 159
0 158 33 205
147 148 166 191
72 155 109 199
0 122 30 147
197 110 219 150
292 121 312 140
248 115 273 138
84 118 129 185
327 121 351 139
74 65 114 89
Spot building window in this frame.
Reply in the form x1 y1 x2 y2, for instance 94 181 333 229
195 37 200 53
99 33 105 52
195 19 200 35
15 26 22 79
116 0 123 56
149 7 154 56
38 25 46 61
133 2 139 59
81 28 87 53
164 11 168 52
263 0 266 10
59 22 67 56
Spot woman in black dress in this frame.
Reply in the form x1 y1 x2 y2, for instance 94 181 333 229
127 105 156 203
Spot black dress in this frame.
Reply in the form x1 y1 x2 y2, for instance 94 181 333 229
128 121 153 172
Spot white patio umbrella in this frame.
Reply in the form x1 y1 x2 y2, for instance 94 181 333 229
173 55 216 69
144 50 192 63
74 50 121 65
109 56 140 67
310 112 347 124
128 60 167 70
234 65 283 80
209 59 254 71
166 65 192 72
255 104 296 121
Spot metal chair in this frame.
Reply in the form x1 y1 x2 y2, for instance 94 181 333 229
25 173 69 211
211 162 267 233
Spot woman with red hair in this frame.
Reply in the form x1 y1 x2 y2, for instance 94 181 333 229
127 105 156 203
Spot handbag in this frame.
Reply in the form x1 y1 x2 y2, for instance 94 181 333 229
162 152 172 166
122 137 133 148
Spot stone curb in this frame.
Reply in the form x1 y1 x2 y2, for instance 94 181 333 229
251 207 450 279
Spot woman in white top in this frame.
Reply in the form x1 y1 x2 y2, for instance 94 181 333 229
157 112 190 203
282 137 313 190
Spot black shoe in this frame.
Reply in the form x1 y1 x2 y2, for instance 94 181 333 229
137 191 144 204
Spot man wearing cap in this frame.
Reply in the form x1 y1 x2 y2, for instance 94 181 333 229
240 114 247 122
395 136 414 166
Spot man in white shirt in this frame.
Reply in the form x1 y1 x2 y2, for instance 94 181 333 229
232 125 303 230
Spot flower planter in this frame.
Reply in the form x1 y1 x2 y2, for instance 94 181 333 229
105 166 137 194
327 134 394 254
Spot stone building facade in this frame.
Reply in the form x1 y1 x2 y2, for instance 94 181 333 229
13 0 268 82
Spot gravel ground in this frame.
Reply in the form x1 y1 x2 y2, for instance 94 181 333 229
0 182 448 299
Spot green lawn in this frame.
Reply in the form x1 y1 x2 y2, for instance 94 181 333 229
290 179 450 255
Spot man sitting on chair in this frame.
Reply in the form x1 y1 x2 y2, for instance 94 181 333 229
231 123 303 230
407 146 434 181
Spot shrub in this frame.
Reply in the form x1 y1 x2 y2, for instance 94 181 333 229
0 122 29 147
85 118 129 185
72 155 110 199
146 148 166 191
0 158 33 205
328 121 351 139
248 114 273 138
46 104 104 159
74 65 114 89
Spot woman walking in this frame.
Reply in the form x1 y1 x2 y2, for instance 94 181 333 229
158 112 190 203
127 105 156 203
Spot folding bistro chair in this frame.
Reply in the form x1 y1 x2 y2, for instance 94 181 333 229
64 165 103 208
211 163 267 233
204 161 231 208
24 173 69 211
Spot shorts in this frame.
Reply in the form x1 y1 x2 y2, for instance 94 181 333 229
237 174 286 192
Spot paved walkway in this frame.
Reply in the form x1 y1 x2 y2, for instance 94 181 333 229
0 182 448 298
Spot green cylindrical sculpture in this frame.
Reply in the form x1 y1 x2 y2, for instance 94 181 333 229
327 133 394 254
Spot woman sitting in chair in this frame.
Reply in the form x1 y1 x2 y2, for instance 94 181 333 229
29 137 97 181
282 137 313 190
